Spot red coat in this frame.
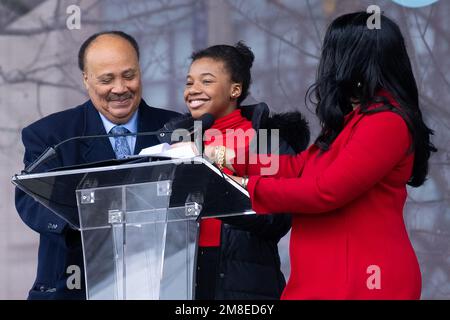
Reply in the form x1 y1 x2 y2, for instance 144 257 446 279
245 100 422 299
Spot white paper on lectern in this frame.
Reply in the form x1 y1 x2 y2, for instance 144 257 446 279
138 142 196 159
139 142 171 155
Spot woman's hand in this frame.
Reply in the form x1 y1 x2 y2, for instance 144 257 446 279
228 175 249 190
204 144 236 173
170 142 238 173
229 175 242 185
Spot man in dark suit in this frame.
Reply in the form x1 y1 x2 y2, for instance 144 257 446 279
15 31 180 299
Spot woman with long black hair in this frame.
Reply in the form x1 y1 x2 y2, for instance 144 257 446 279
212 12 437 299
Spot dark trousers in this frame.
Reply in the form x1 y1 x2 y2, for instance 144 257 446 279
195 246 219 300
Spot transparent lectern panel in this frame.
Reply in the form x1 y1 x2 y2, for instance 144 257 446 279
76 181 199 300
12 158 252 230
13 157 253 300
159 210 198 300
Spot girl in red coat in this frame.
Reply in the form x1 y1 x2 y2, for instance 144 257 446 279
166 42 309 299
210 12 437 299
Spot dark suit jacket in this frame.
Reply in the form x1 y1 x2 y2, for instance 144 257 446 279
15 99 179 299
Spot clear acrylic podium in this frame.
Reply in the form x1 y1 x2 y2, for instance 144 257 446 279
12 157 253 300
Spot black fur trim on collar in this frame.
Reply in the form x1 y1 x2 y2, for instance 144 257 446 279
264 112 310 153
241 103 310 153
158 106 310 153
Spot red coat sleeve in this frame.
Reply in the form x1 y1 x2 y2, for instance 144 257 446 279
234 152 307 178
247 111 412 214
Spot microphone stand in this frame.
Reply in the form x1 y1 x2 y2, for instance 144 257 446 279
22 130 172 174
23 113 215 174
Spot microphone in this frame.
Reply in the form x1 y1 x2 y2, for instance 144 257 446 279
193 113 215 154
158 113 215 154
159 113 215 139
23 113 215 174
196 113 215 131
23 129 167 174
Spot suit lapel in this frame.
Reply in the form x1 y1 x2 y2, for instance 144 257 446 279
80 101 116 163
79 100 164 160
134 100 162 154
